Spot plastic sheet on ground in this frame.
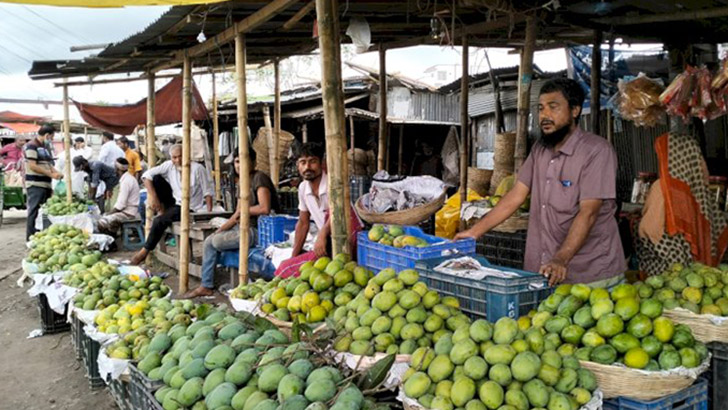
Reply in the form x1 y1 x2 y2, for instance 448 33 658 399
396 387 603 410
98 339 130 381
228 295 262 315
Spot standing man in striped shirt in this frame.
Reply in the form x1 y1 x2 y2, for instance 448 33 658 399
24 124 63 239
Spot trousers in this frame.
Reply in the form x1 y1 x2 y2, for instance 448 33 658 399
26 186 52 240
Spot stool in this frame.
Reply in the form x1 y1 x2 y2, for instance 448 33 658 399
121 219 145 251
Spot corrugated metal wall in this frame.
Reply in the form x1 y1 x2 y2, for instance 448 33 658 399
382 87 460 123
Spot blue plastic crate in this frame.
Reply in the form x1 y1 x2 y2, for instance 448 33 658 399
415 255 551 321
358 226 475 273
258 215 298 249
603 379 708 410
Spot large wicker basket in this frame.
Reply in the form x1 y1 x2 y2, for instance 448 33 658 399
355 193 446 225
579 360 704 400
492 214 529 233
663 308 728 343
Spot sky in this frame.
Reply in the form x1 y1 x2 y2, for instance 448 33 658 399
0 4 661 124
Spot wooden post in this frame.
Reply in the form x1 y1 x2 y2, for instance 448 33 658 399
62 81 72 202
236 32 252 284
179 54 193 294
377 46 387 171
302 122 308 143
459 36 469 231
145 73 156 237
398 125 404 175
315 0 350 255
514 16 536 171
386 123 391 171
273 60 281 185
349 115 355 156
212 71 222 203
590 30 602 134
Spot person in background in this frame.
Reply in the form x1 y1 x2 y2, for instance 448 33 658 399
274 142 363 278
161 138 172 159
117 136 142 178
97 157 140 235
0 136 27 170
183 149 279 298
24 124 63 239
456 78 625 287
70 137 93 160
73 156 120 211
638 134 728 276
98 132 125 167
411 141 443 178
129 144 214 265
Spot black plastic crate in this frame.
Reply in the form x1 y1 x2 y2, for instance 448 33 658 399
129 363 165 393
278 190 299 215
702 342 728 410
80 330 104 389
37 294 70 334
70 312 83 361
129 379 163 410
477 230 527 269
108 377 133 410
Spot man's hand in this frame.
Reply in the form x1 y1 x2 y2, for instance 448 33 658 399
148 197 161 213
454 228 478 241
105 190 113 200
50 171 63 180
314 234 327 258
540 257 568 287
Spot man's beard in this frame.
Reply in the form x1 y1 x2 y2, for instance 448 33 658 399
302 171 318 181
539 122 572 148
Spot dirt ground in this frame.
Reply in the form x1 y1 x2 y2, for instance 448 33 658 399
0 209 229 410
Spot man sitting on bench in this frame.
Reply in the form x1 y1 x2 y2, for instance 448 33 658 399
97 158 140 235
182 148 279 298
129 144 213 265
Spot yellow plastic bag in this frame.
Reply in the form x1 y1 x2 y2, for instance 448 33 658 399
435 189 484 239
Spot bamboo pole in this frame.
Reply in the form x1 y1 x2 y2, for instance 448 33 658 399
590 30 602 134
212 71 222 203
315 0 350 256
377 46 387 171
62 81 72 202
302 122 308 143
398 125 404 175
236 32 251 284
514 16 536 171
459 36 469 232
273 59 281 185
145 73 156 238
179 53 192 294
349 115 355 157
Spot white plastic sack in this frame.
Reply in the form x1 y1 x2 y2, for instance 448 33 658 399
83 324 118 344
27 273 78 314
37 206 101 233
228 294 262 314
89 234 115 251
346 17 371 53
98 340 130 381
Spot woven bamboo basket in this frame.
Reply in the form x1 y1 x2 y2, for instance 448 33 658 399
579 360 699 400
663 308 728 343
492 214 529 233
467 167 492 197
355 193 446 225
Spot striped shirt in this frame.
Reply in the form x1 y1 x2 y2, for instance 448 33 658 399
24 139 54 189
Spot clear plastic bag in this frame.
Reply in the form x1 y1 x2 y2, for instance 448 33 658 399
616 74 665 127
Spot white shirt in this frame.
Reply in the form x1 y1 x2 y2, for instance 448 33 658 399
142 160 213 212
114 172 140 216
298 172 329 230
70 146 93 160
98 140 125 167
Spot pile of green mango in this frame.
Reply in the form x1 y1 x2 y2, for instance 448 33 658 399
527 283 707 371
367 224 428 248
331 267 470 356
134 309 382 410
639 262 728 316
42 194 94 216
402 316 599 410
27 224 96 273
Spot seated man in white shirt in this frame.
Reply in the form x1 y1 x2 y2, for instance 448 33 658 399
129 144 213 265
97 158 140 235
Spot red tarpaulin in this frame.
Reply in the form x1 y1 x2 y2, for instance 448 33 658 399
74 76 208 135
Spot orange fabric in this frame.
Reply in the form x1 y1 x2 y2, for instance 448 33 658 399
74 76 208 135
0 122 40 133
656 134 728 265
